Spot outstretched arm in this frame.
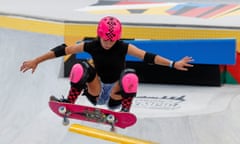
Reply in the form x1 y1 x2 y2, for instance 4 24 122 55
20 43 84 73
127 44 194 71
20 51 55 73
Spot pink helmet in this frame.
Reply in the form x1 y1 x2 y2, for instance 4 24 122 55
97 16 122 41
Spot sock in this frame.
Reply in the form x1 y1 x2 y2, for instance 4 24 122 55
121 97 133 112
67 87 81 103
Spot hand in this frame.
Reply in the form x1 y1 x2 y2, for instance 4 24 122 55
174 56 194 71
20 59 38 73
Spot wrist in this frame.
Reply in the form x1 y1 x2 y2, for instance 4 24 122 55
169 61 175 68
34 58 41 65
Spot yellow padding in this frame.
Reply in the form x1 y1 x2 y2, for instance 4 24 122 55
0 16 64 36
1 15 239 52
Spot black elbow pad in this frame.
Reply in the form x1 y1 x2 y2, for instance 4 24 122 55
143 52 156 64
50 43 67 57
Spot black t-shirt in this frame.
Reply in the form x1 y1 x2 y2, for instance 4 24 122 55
84 40 129 83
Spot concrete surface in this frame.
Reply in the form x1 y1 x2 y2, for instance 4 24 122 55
1 28 240 144
1 0 240 144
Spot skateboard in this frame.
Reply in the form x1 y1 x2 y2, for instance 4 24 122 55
49 96 137 131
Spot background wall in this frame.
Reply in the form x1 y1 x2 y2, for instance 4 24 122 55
64 24 240 86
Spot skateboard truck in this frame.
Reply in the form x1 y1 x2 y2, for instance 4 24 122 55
58 106 71 126
106 114 116 132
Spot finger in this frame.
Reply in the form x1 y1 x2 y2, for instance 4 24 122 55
22 66 31 73
20 62 27 71
20 66 26 72
180 67 188 71
185 63 194 67
185 56 193 59
184 58 193 62
22 69 27 73
184 56 194 61
177 67 185 71
32 68 35 73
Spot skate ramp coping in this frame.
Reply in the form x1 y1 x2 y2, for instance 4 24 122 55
69 124 157 144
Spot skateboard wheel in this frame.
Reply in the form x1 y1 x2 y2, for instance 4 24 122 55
106 114 115 123
63 117 70 126
58 106 67 114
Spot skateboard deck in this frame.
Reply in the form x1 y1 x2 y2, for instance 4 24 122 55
49 98 137 130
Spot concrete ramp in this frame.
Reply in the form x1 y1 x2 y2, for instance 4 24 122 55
129 84 240 144
0 28 66 144
1 28 240 144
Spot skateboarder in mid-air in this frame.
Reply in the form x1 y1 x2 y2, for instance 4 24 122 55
20 16 193 112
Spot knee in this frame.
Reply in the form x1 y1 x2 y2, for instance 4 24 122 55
70 63 84 83
119 68 139 97
69 61 96 88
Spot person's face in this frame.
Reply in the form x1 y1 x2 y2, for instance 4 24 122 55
100 38 117 50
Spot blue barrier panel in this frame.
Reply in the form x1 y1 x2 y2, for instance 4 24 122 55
76 39 236 65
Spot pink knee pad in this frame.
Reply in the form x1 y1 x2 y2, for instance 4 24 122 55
121 73 139 93
69 63 84 83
